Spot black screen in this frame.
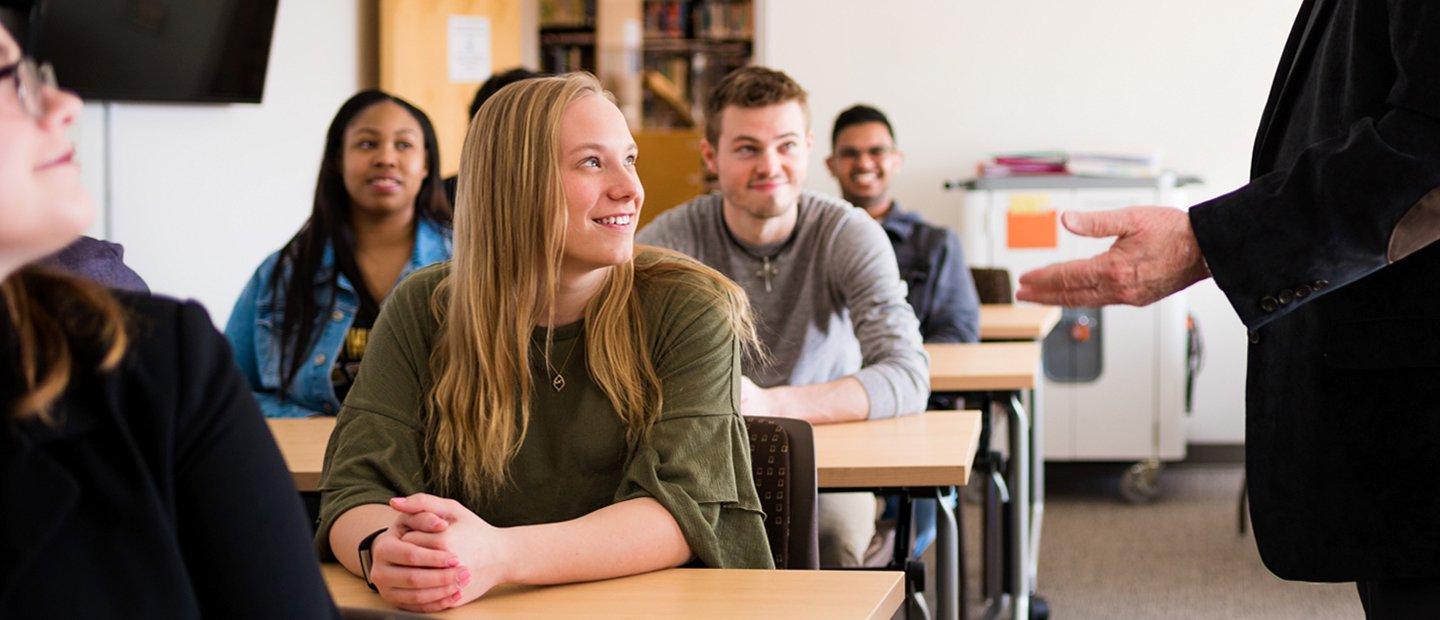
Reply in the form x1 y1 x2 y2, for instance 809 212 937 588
33 0 279 104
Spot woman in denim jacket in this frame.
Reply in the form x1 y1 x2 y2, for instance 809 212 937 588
227 90 453 417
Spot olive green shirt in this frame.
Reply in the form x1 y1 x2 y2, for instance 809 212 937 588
315 259 773 569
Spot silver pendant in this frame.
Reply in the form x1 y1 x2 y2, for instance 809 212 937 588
552 374 566 391
757 257 779 293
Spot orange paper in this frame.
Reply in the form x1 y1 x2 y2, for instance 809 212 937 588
1007 210 1058 249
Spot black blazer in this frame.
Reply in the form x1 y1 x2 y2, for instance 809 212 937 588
0 293 336 617
1189 0 1440 581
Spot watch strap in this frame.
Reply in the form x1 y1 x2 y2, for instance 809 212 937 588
357 527 388 593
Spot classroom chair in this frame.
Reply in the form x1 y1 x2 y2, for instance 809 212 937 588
745 416 820 569
970 267 1014 304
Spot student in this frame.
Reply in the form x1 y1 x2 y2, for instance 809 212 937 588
826 104 980 561
636 66 928 568
319 73 772 614
227 90 453 417
0 18 335 618
443 67 542 204
827 104 979 345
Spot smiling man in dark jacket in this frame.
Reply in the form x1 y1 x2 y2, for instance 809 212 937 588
1017 0 1440 615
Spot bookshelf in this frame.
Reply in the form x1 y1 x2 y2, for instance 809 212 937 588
640 0 753 130
537 0 757 223
538 0 596 73
540 0 754 129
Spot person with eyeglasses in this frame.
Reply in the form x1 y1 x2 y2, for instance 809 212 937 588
0 45 147 292
0 17 337 618
822 104 980 566
827 105 980 346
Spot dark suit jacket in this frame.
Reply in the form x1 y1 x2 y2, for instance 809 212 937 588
1189 0 1440 581
0 293 336 617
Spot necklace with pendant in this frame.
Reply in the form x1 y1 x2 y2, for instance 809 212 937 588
722 210 802 293
533 331 581 392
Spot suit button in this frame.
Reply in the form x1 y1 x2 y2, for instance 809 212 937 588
1260 296 1278 313
1278 289 1295 305
1295 284 1312 298
1313 279 1330 290
1248 330 1260 344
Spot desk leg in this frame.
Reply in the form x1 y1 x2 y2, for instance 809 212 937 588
1006 393 1032 619
935 487 960 620
974 393 1006 619
1024 389 1045 589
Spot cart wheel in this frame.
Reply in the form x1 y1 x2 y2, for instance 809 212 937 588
1120 460 1163 504
1030 595 1051 619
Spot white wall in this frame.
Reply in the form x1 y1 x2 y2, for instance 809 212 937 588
759 0 1303 443
73 0 1302 444
80 0 376 328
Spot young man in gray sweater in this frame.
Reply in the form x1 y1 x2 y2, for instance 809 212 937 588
636 66 930 567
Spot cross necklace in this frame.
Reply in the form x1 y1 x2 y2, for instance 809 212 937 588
723 217 801 293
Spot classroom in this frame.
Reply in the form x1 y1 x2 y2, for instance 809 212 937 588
3 0 1437 618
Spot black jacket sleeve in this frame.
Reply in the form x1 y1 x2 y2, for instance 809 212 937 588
168 301 337 618
1188 0 1440 329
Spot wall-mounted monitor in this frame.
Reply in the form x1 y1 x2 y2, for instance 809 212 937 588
31 0 280 104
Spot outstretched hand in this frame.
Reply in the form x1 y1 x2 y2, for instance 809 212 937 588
1016 206 1210 307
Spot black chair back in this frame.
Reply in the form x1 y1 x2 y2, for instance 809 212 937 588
970 267 1014 304
744 416 819 569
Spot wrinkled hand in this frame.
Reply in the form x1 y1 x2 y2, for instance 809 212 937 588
365 512 467 613
1016 207 1210 307
388 494 514 610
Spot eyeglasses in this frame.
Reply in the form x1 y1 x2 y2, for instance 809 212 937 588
0 57 58 119
835 145 896 162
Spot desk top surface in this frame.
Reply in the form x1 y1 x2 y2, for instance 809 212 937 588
322 563 903 619
814 410 979 488
979 304 1062 341
271 410 980 492
925 341 1041 392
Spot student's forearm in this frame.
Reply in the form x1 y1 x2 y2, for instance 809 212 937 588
501 497 691 585
330 503 404 576
763 376 870 424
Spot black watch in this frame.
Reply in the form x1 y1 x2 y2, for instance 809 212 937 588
357 527 388 593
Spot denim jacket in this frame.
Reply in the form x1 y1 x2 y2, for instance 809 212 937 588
224 219 452 417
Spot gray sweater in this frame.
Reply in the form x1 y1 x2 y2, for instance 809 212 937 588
637 191 929 419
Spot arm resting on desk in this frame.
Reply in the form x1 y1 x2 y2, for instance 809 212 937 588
367 494 690 610
329 496 689 611
742 375 872 424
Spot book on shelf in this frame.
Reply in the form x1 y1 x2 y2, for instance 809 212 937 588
539 0 595 29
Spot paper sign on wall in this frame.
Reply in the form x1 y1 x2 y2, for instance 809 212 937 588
448 15 492 83
1006 193 1058 249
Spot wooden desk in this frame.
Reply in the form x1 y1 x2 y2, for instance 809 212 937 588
268 418 334 492
923 342 1046 619
979 304 1062 341
323 563 903 619
814 410 979 489
925 342 1041 392
273 413 980 620
268 412 984 494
